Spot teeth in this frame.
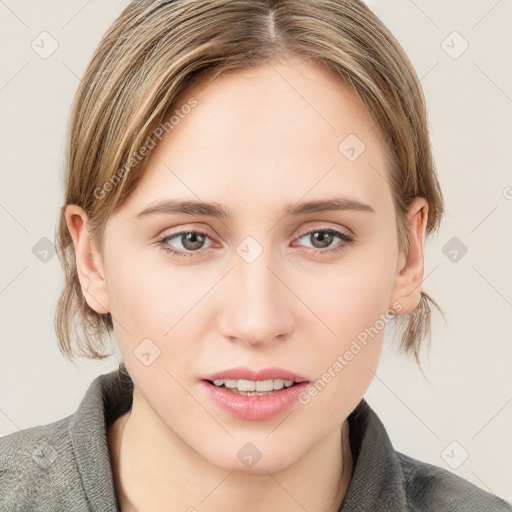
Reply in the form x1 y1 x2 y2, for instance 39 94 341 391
273 379 284 390
211 378 296 391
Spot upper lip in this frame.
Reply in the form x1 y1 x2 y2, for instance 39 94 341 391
202 366 309 383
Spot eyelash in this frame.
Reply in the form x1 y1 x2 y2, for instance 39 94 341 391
156 227 354 258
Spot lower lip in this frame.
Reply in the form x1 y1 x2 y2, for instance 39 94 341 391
200 380 310 421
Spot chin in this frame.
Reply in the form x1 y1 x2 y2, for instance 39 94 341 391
201 438 306 475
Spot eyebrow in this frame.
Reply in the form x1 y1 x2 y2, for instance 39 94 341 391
136 197 375 220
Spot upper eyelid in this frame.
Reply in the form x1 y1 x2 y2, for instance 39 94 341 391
295 224 352 238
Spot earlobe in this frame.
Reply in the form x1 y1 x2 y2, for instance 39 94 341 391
64 205 110 315
389 198 429 315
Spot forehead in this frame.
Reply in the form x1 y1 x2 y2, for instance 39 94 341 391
118 58 393 218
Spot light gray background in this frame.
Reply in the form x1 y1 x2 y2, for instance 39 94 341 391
1 0 511 502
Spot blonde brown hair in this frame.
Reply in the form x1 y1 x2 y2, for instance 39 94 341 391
55 0 446 366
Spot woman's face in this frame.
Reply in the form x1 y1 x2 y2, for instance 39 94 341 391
72 57 427 473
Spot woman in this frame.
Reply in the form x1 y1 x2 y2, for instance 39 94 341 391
1 1 510 510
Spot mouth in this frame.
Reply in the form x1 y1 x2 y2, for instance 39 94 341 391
203 378 303 396
200 375 311 420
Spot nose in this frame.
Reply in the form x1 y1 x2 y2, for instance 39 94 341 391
216 250 296 348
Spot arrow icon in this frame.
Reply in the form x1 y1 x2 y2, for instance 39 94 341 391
442 236 468 263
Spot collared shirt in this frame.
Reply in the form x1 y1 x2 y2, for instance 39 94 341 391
1 364 510 511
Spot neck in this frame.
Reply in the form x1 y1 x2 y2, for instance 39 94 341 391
108 388 353 512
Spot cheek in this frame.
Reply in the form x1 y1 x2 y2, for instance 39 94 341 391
306 279 388 384
296 270 391 424
104 246 185 334
306 253 396 343
298 244 397 391
104 249 210 370
105 256 160 331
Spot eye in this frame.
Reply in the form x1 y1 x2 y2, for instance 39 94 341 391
156 226 354 259
157 229 214 258
292 227 354 254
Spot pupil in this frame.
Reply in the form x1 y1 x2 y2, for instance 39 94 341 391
182 232 205 250
312 231 333 249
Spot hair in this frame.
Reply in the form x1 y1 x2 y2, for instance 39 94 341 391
55 0 446 368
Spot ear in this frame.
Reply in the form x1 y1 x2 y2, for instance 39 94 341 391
64 205 110 314
389 197 429 315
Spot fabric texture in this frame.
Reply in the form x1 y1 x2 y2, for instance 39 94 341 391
1 363 510 511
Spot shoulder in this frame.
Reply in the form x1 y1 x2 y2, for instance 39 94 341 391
0 416 90 512
397 451 512 511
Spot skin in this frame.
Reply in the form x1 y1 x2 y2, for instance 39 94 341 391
65 56 428 511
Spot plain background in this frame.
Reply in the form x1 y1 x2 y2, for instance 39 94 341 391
1 0 511 503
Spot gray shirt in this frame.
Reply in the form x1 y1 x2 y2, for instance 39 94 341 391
1 364 510 511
